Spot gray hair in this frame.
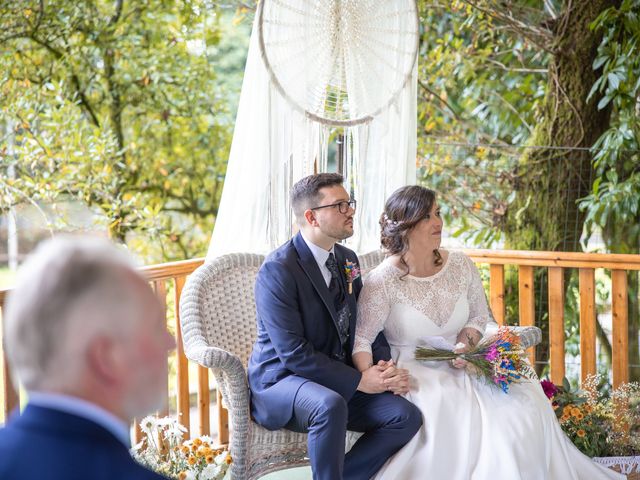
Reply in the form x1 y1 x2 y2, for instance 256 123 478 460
3 235 145 391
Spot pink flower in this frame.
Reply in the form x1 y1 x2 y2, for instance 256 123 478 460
541 379 558 399
484 345 499 362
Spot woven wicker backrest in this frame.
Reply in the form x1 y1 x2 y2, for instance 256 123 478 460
185 253 265 368
182 250 386 369
358 249 385 276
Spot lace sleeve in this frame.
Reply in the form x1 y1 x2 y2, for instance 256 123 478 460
463 253 491 334
353 269 391 355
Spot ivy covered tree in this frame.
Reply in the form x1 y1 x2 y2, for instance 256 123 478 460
415 0 639 379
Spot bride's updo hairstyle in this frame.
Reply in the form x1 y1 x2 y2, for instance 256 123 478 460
380 185 443 277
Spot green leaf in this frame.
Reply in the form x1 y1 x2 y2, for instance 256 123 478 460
607 72 621 89
597 94 612 110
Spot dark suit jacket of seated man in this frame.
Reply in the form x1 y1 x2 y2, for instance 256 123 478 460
247 173 422 480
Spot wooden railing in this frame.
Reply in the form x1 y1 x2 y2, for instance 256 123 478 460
1 249 638 443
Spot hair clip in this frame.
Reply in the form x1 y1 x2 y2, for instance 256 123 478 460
383 213 399 226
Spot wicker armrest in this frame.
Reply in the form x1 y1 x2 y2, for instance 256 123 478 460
183 343 249 411
485 323 541 349
506 325 542 349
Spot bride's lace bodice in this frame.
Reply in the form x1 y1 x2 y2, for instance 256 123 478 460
353 250 492 354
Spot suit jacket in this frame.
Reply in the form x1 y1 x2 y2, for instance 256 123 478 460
248 233 391 430
0 404 165 480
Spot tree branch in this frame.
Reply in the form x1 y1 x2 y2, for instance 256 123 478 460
460 0 555 53
29 35 101 128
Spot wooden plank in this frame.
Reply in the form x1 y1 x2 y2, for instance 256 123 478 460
2 350 19 421
174 276 190 436
197 366 210 436
465 249 640 270
548 267 565 385
217 389 230 445
579 268 597 383
131 417 142 446
0 302 19 421
153 280 170 419
518 266 536 366
140 258 205 282
489 264 505 325
611 270 629 388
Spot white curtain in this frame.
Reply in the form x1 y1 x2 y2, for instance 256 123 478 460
207 12 417 260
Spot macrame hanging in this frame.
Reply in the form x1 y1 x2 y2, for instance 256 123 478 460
207 0 419 259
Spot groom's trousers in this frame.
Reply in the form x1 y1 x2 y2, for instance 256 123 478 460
285 381 422 480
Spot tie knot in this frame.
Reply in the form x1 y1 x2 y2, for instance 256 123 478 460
325 253 340 279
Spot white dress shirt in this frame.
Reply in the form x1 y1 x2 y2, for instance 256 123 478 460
300 232 335 288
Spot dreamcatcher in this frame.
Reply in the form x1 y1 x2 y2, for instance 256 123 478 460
208 0 419 258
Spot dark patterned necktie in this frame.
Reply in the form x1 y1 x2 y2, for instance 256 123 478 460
326 253 350 351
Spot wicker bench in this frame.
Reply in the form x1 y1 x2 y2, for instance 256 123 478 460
179 251 541 479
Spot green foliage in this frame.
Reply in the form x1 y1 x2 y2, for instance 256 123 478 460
580 0 640 250
0 0 235 262
416 0 549 246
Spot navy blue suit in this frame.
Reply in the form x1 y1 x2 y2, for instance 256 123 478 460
248 233 422 480
0 405 164 480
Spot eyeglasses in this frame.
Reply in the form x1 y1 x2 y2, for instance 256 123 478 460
310 199 357 214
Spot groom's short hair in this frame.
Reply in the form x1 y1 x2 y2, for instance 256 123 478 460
291 173 344 222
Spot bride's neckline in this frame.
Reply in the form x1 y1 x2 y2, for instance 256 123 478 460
385 250 452 281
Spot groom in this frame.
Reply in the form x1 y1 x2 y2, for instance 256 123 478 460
248 173 422 480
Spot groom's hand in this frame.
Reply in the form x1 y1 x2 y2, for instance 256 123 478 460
379 360 410 395
357 364 389 394
356 360 410 395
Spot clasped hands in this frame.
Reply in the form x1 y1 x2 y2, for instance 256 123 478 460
357 359 410 395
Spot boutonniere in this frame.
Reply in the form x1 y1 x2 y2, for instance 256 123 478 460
343 260 361 294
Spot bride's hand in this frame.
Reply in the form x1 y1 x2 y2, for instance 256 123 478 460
451 342 469 369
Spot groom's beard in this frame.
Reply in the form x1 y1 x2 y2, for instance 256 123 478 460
320 217 354 241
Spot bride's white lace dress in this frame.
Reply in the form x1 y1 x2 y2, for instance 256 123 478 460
354 250 623 480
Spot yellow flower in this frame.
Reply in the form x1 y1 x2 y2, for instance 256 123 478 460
226 455 233 465
181 446 190 455
206 455 215 464
178 473 187 480
193 438 203 447
188 455 197 465
561 413 570 422
575 412 584 420
571 407 582 417
577 429 586 438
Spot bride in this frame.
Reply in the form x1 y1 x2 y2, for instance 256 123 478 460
352 185 623 479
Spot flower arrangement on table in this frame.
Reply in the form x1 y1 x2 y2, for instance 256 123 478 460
131 415 232 480
541 376 640 459
415 326 536 393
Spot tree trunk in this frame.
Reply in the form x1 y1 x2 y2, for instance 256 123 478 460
503 0 620 373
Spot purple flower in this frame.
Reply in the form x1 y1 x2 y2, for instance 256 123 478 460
541 379 558 399
485 345 499 362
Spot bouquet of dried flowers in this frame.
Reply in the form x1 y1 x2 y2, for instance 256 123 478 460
131 415 232 480
415 327 536 393
542 376 640 458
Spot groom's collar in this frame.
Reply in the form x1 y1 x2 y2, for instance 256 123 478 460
299 231 335 270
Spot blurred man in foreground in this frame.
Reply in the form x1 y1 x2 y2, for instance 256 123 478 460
0 236 175 479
